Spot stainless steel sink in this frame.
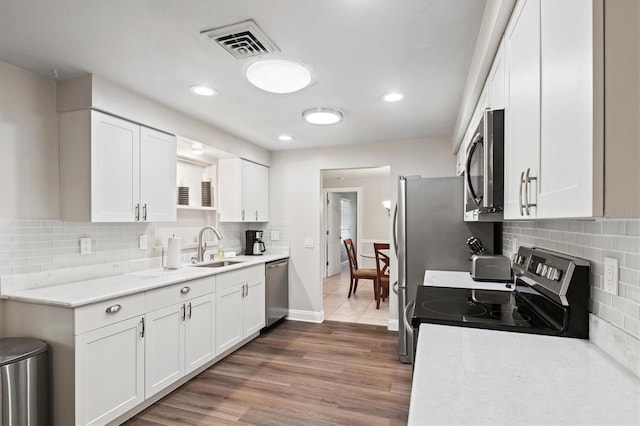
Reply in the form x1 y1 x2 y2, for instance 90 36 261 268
192 259 244 268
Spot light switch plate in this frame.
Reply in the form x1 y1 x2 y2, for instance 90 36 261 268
139 235 148 250
304 238 314 248
80 237 92 255
604 257 618 295
270 231 280 241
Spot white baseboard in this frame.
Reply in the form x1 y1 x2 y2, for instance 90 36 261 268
286 309 324 323
387 318 399 332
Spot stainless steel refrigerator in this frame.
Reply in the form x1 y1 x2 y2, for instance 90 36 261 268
394 176 499 363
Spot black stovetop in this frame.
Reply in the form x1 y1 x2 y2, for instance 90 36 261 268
412 284 567 336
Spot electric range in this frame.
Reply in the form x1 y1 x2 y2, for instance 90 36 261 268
412 247 591 356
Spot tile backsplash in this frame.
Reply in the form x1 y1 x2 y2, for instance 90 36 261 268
0 219 289 276
503 219 640 340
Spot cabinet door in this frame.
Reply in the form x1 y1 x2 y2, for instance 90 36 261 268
75 316 144 426
243 278 266 336
215 284 244 354
217 158 243 222
504 0 540 219
185 294 216 374
91 111 140 222
140 127 177 222
144 304 185 398
538 0 600 218
255 163 269 221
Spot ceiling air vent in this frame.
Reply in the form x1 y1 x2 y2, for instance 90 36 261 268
201 19 279 59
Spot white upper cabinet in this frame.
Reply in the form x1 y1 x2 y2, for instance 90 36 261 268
59 110 177 222
488 40 506 110
218 158 269 222
537 0 602 218
504 0 541 219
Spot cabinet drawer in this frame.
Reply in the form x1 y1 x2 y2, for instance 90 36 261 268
75 293 146 335
216 265 264 290
145 276 215 312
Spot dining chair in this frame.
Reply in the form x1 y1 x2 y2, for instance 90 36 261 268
373 242 390 309
343 238 379 302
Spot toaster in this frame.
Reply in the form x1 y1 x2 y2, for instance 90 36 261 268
471 255 512 282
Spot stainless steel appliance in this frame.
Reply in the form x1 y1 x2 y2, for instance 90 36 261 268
245 230 266 255
470 254 512 282
412 247 590 361
265 258 289 327
395 176 499 364
464 108 504 222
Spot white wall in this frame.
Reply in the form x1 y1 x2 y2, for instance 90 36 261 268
0 62 59 219
270 137 455 322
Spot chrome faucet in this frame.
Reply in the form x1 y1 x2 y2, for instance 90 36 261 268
194 226 223 263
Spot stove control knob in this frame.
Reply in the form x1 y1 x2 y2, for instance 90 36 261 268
536 263 544 275
552 268 562 281
544 267 554 279
512 254 518 263
541 265 549 277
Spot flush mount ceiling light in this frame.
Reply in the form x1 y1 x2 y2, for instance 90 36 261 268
189 85 217 96
278 134 293 142
246 59 311 94
302 107 344 125
382 92 404 102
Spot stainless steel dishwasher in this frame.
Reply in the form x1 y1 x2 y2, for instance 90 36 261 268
265 258 289 327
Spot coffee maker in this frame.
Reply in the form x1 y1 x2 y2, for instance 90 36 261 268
245 230 266 255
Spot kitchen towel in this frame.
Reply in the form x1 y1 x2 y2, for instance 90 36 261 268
166 236 181 269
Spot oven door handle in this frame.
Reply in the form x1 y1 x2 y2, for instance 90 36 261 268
465 133 483 208
403 299 415 335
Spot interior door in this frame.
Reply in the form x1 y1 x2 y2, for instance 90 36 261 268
326 192 342 277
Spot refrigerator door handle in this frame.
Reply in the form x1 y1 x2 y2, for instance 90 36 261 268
392 281 399 295
392 203 398 255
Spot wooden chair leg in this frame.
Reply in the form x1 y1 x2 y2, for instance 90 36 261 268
375 278 381 309
347 277 354 298
353 279 358 294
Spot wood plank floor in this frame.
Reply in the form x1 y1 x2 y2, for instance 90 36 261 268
124 320 412 426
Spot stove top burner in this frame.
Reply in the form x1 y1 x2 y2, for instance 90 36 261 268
421 299 488 318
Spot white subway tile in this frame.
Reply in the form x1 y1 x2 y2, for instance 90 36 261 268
576 233 592 247
568 221 584 233
622 284 640 304
611 295 640 318
620 267 640 286
623 316 640 338
599 304 624 327
612 236 640 253
583 221 603 234
626 253 640 270
602 221 626 235
592 286 612 306
626 220 640 237
13 265 41 274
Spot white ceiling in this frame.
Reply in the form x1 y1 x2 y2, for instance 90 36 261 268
0 0 486 152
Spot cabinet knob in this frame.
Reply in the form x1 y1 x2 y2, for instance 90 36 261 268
180 286 191 294
105 304 122 314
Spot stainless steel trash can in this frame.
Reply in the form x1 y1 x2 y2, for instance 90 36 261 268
0 338 49 426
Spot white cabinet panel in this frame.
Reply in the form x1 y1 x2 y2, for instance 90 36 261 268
144 304 184 398
185 294 216 374
243 278 266 336
488 41 506 110
504 0 540 219
140 127 177 222
75 316 144 426
538 0 600 218
218 158 269 222
216 284 244 353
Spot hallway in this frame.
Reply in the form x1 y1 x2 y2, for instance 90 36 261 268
323 264 389 326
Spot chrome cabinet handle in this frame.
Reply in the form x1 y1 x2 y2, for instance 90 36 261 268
241 284 245 298
181 304 186 321
519 171 525 216
241 210 245 221
143 203 147 221
187 302 192 319
140 317 145 338
524 168 537 215
105 304 122 314
135 204 140 221
255 210 258 221
246 283 249 297
180 286 191 294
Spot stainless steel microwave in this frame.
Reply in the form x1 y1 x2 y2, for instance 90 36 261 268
464 109 504 222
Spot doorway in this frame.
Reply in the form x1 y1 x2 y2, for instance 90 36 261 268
321 167 391 326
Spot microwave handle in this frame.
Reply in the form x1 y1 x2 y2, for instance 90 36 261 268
465 133 483 207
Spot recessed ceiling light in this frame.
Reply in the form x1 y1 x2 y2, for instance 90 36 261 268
382 92 404 102
246 59 311 94
278 135 293 142
189 85 217 96
302 108 344 125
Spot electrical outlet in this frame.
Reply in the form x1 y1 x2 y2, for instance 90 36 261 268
139 235 148 250
271 230 280 241
604 257 619 295
80 237 92 255
304 238 314 248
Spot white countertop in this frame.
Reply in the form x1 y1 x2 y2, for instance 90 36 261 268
424 270 514 291
409 323 640 425
0 253 288 308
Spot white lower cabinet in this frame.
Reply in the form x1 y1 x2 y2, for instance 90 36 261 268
75 315 145 426
216 265 265 354
2 265 268 426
